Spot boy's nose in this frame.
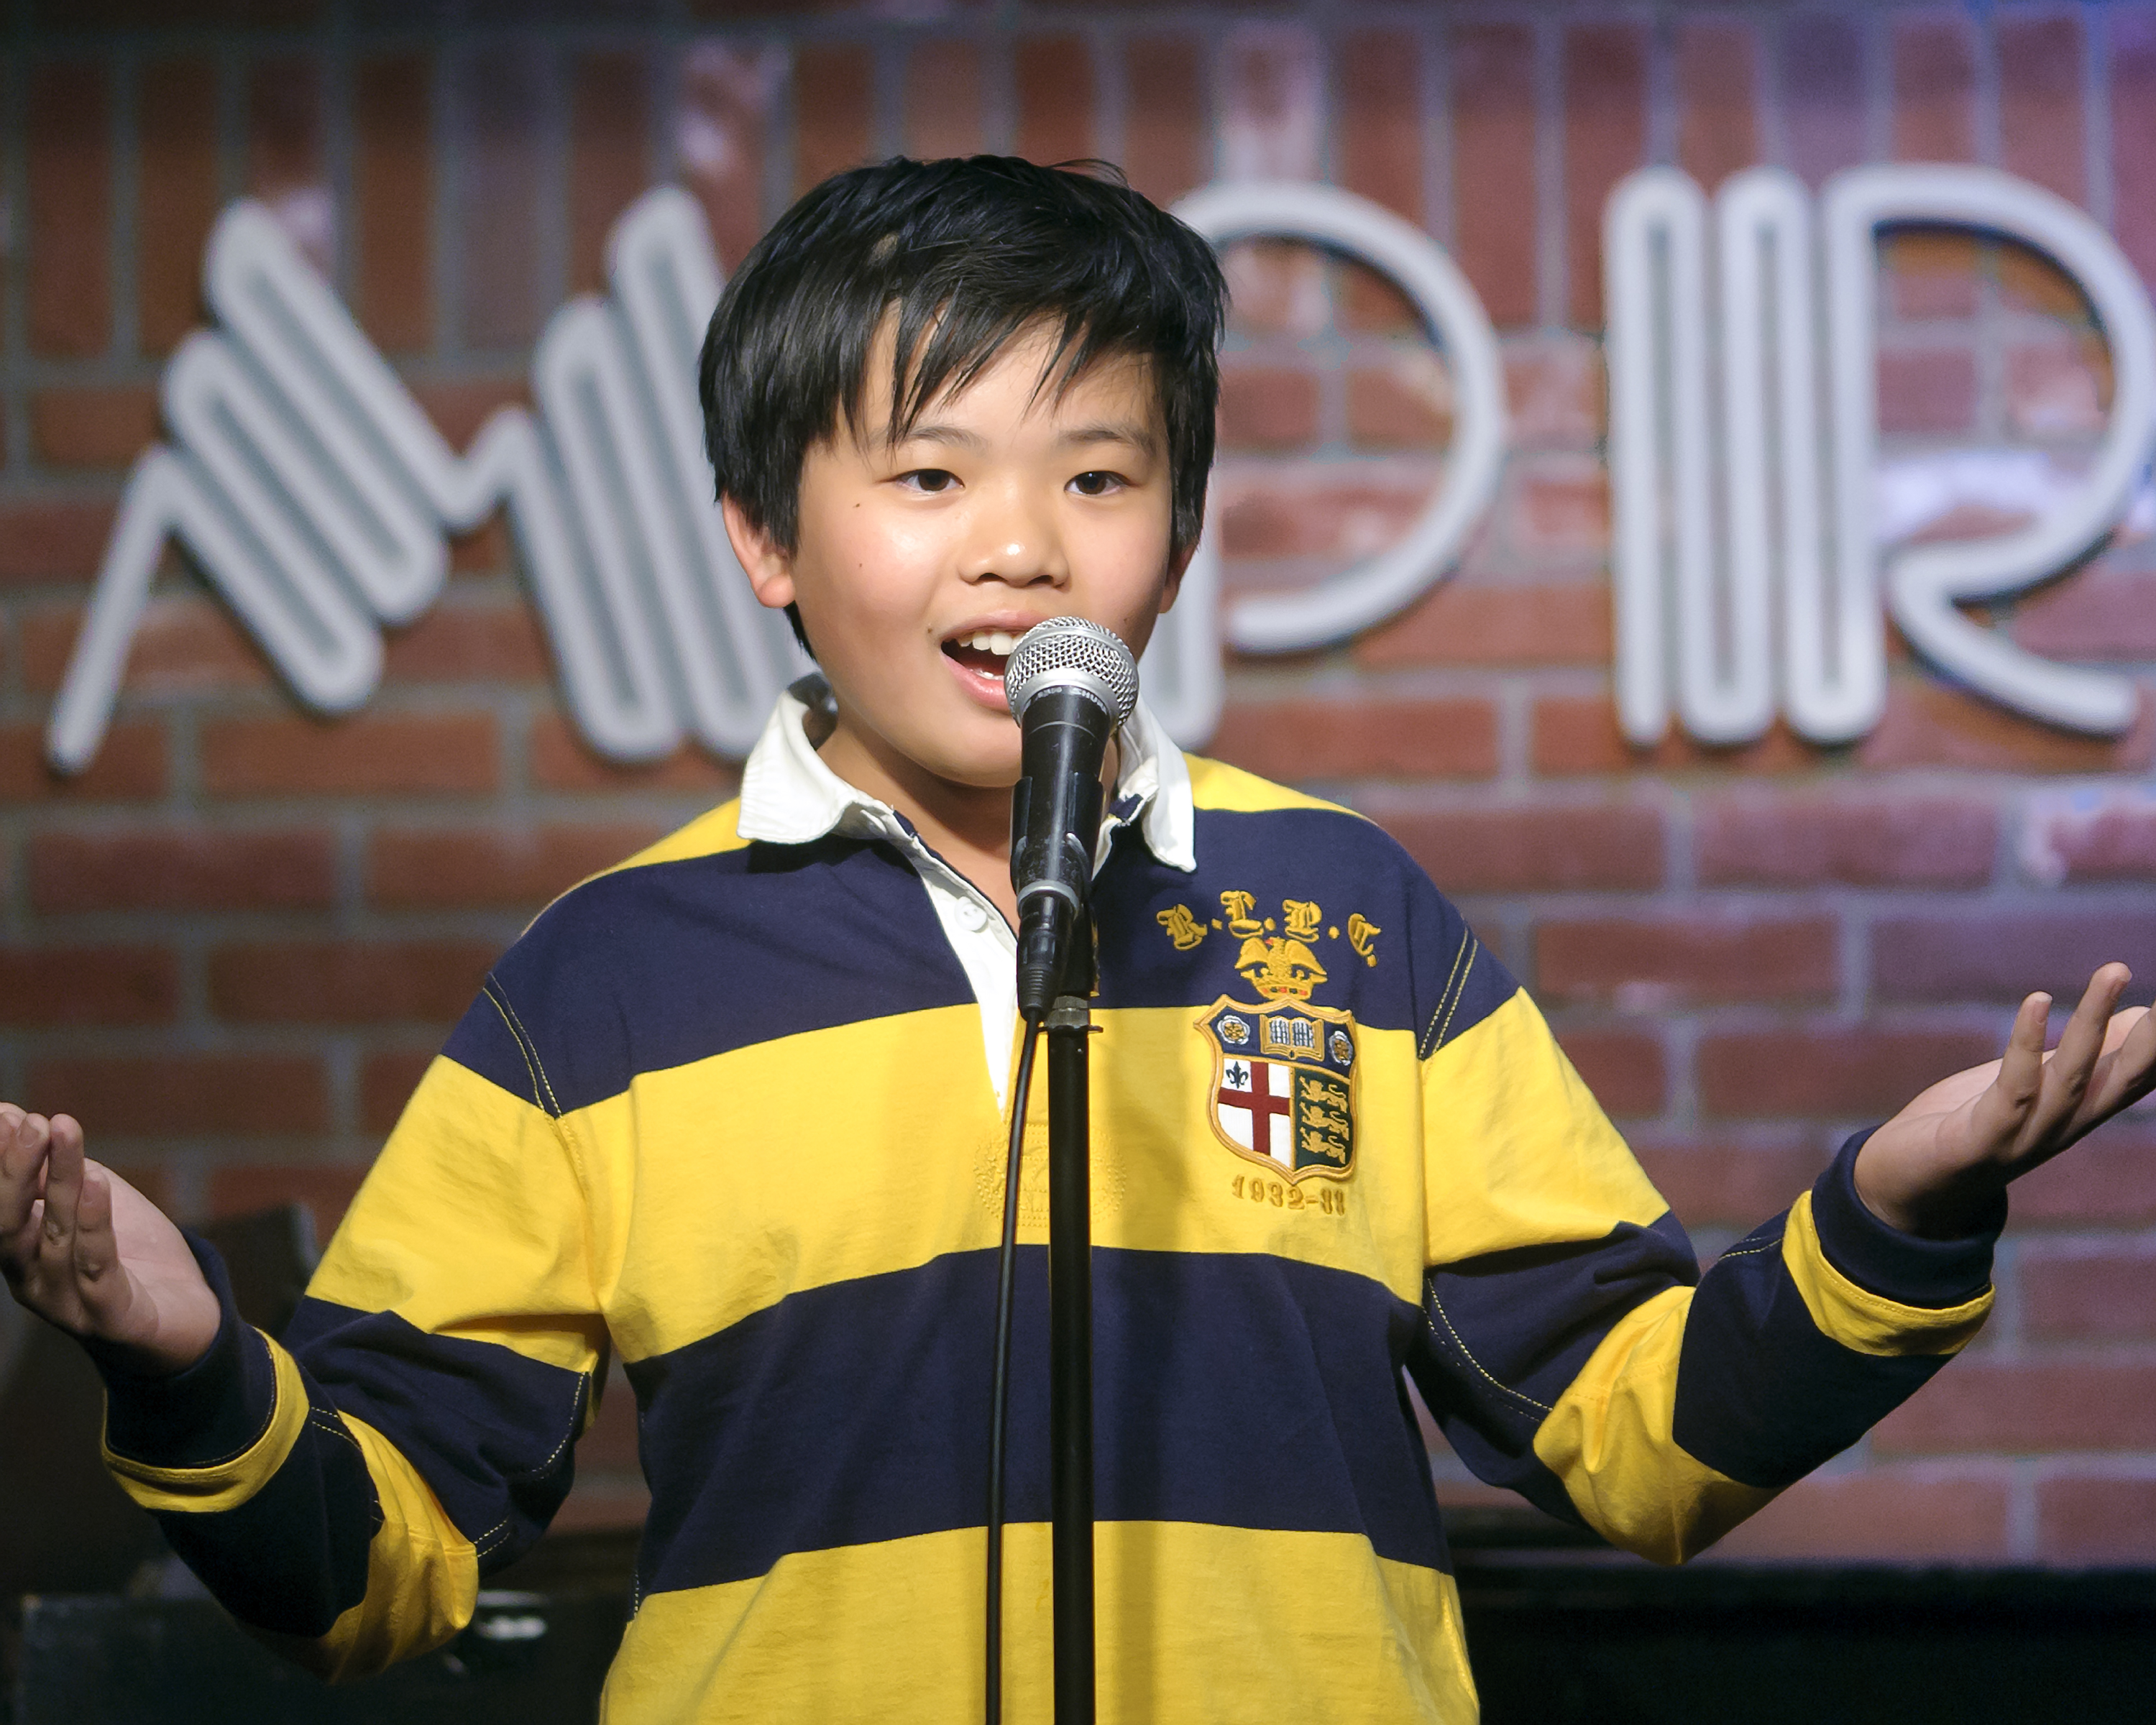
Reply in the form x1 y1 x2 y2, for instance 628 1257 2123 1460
961 507 1068 587
976 540 1058 581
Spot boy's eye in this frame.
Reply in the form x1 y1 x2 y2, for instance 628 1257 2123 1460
897 469 957 494
1069 471 1125 497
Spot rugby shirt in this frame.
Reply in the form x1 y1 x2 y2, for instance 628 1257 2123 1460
98 683 2002 1723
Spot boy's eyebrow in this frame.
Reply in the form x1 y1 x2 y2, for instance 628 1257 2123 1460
1055 419 1159 451
896 422 988 451
889 418 1160 454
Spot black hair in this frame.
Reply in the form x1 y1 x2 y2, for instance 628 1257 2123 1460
698 155 1227 654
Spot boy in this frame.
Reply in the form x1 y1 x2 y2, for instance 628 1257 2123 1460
2 156 2152 1723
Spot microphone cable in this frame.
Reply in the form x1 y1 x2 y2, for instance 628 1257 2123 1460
986 1008 1044 1725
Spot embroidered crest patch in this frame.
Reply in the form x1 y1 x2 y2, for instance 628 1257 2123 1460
1198 995 1356 1182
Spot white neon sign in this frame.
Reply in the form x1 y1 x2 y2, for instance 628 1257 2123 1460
1140 182 1508 742
1606 162 2154 745
45 169 2151 773
47 189 800 773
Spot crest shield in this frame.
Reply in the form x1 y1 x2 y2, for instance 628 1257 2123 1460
1198 995 1357 1182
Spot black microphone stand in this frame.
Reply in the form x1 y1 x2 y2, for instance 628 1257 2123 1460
1044 914 1096 1725
999 617 1134 1725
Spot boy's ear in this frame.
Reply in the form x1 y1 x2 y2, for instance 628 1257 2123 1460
721 495 797 612
1157 538 1198 616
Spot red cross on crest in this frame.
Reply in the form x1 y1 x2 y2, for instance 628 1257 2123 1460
1216 1055 1293 1160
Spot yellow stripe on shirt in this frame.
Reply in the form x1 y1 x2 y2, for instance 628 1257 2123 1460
1532 1285 1777 1564
307 1055 607 1377
600 1521 1474 1725
1781 1190 1994 1358
579 1002 1438 1363
1184 754 1360 817
600 800 751 876
1421 988 1668 1268
308 1412 479 1681
1092 1006 1429 1303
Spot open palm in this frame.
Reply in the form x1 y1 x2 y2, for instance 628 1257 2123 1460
0 1106 221 1374
1857 963 2156 1238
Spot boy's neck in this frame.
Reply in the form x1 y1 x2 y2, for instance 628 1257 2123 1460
811 705 1117 934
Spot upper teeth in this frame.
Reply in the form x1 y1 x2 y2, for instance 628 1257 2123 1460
959 630 1018 656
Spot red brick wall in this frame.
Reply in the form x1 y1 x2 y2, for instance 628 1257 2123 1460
3 1 2155 1565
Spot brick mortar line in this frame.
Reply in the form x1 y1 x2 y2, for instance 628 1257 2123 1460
1 51 23 472
1642 0 1677 170
1840 898 1872 1019
214 32 246 211
1751 4 1790 175
1087 22 1127 176
331 804 364 931
9 907 526 939
1871 317 2097 352
7 1021 468 1055
1990 1233 2025 1351
754 31 794 229
1418 13 1451 248
1222 662 1574 699
1976 256 2011 444
1494 674 1530 790
1664 1011 1699 1133
324 1026 357 1139
981 29 1018 158
175 918 210 1036
319 0 357 309
1342 781 2151 814
868 31 902 163
1971 0 2001 172
2010 1227 2156 1252
1531 10 1564 334
109 43 140 365
537 34 574 339
1531 998 2019 1030
425 40 455 367
1861 4 1891 167
2083 2 2114 232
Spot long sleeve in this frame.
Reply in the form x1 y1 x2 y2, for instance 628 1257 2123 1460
1400 891 1999 1564
97 973 610 1678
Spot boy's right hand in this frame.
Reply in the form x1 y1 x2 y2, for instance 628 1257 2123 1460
1 1105 221 1376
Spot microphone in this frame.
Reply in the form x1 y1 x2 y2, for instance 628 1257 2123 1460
1005 617 1140 1016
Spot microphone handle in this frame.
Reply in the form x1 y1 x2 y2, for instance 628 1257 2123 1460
1010 684 1111 1014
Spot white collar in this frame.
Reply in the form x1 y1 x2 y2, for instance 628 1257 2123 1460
735 674 1196 873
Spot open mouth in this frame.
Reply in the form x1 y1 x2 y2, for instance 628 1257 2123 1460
941 628 1019 684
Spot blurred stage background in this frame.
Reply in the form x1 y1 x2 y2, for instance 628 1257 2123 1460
1 4 2154 1682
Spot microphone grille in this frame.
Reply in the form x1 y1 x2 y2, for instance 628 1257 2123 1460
1005 617 1140 726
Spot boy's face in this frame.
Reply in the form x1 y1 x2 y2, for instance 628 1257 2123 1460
727 323 1187 795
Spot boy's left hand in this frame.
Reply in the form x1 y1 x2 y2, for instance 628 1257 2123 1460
1855 963 2156 1239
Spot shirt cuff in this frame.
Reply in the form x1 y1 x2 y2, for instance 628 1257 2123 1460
88 1231 280 1469
1809 1129 2004 1310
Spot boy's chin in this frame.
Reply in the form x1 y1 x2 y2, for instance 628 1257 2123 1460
917 711 1025 789
872 723 1022 794
922 752 1024 794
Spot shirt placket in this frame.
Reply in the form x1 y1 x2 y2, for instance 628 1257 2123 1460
858 801 1147 1114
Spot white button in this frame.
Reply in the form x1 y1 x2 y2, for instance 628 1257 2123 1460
955 898 988 932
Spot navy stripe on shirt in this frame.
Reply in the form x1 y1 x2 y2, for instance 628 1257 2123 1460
1095 806 1516 1046
1410 1210 1699 1530
285 1297 592 1572
448 806 1520 1121
625 1246 1449 1596
157 1376 383 1637
1671 1210 1950 1489
444 836 978 1116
